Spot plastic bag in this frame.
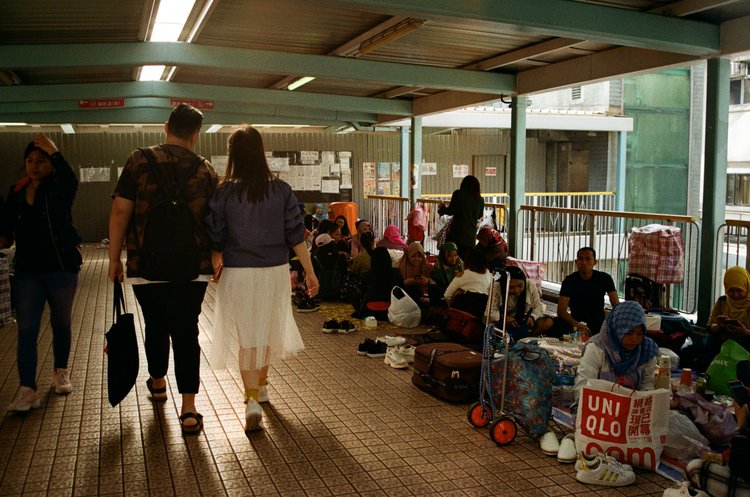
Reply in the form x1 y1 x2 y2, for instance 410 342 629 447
388 286 421 328
676 392 737 447
706 339 750 396
663 410 710 460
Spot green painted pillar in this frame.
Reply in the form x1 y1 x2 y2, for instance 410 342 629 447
508 96 527 258
400 126 410 202
615 131 627 213
409 116 422 204
698 58 729 325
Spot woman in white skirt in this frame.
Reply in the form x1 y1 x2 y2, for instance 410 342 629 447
205 127 319 431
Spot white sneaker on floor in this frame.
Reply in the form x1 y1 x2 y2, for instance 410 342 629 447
245 399 264 432
52 368 73 394
576 452 635 487
258 385 269 403
398 345 415 363
8 386 41 412
574 451 632 472
539 431 560 456
557 434 577 463
662 482 710 497
376 336 406 347
384 346 409 369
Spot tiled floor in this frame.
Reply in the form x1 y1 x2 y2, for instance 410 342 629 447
0 246 675 496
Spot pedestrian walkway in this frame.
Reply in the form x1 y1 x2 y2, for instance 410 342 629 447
0 246 672 496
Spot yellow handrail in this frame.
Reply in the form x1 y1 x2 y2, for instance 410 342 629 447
520 205 696 223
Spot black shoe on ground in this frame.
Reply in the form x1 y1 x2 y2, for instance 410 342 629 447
297 299 320 312
322 320 340 333
366 341 388 358
338 320 356 334
358 338 375 355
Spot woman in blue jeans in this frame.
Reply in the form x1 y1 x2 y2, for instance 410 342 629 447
2 134 82 412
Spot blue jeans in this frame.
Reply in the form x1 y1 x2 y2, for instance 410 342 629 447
15 271 79 390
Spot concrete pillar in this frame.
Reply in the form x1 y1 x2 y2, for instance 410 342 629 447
508 96 527 257
409 116 422 204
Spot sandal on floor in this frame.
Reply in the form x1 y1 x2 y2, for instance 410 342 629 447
179 412 203 435
146 378 168 401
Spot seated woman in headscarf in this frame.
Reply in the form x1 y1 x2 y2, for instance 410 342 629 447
431 242 463 293
355 247 404 320
476 226 509 273
573 301 659 408
487 266 552 341
350 219 372 257
398 242 438 306
706 266 750 362
377 225 408 252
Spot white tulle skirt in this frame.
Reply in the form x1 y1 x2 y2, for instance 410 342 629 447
210 264 304 371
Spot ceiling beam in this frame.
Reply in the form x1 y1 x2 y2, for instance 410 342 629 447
648 0 741 16
721 15 750 57
0 81 413 116
0 98 379 125
412 92 502 117
516 46 697 95
0 42 515 94
463 38 582 71
0 108 368 127
332 0 719 56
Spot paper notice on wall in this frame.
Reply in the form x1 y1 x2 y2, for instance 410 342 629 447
321 179 340 194
340 157 350 170
278 171 291 183
300 151 319 164
319 164 329 177
363 162 376 180
485 166 497 177
80 167 111 182
340 171 352 189
378 182 391 195
321 151 335 166
268 157 290 172
330 163 341 177
211 155 228 177
363 178 376 195
421 162 437 176
377 162 391 181
453 164 469 178
117 167 124 179
339 151 352 158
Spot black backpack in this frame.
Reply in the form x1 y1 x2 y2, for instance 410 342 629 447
624 273 665 310
137 148 205 282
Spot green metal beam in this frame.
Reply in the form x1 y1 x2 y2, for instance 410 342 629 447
0 81 413 116
0 42 516 94
334 0 720 56
0 97 379 125
0 108 373 127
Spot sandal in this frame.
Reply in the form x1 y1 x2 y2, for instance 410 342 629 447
179 412 203 435
146 378 168 401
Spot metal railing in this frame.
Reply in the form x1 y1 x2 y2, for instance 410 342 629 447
715 219 750 300
519 205 700 314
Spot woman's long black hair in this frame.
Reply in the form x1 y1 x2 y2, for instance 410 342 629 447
221 126 274 203
500 265 528 321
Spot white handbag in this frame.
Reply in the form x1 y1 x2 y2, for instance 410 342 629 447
387 286 421 328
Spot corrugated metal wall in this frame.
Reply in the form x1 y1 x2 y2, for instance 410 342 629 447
0 129 555 242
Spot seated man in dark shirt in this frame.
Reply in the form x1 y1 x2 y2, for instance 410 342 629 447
554 247 619 338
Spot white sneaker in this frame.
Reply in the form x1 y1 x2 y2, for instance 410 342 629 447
244 399 264 432
576 452 635 487
574 451 632 472
557 434 577 463
662 482 710 497
376 336 406 347
52 368 73 394
539 431 560 456
384 346 409 369
398 345 415 364
258 385 269 403
8 386 41 412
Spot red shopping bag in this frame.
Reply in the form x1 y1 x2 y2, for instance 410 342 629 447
628 224 685 284
574 379 670 470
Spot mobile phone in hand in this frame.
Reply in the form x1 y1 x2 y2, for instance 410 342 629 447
728 380 749 406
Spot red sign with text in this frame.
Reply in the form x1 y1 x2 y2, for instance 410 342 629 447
78 99 125 109
170 99 214 110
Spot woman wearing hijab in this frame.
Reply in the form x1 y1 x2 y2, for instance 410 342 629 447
431 242 463 293
706 266 750 361
377 224 408 252
398 242 436 305
487 266 552 340
574 301 659 405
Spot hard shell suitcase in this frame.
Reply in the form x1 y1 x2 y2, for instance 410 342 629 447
412 342 482 403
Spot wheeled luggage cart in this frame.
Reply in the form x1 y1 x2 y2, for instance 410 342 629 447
466 271 518 445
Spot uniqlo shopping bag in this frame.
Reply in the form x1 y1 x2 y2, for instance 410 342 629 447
574 379 670 470
628 224 685 284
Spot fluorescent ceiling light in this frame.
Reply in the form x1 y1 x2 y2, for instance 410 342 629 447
0 122 28 126
60 123 75 134
287 76 315 91
151 0 196 41
206 124 223 133
138 65 166 81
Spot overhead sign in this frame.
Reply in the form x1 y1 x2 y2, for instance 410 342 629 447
170 99 214 109
78 98 124 108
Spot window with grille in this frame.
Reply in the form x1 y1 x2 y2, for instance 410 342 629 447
571 86 582 100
